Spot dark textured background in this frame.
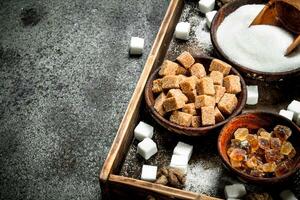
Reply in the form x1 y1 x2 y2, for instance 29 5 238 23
0 0 169 199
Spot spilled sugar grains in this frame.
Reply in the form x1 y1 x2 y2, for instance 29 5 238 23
227 125 296 178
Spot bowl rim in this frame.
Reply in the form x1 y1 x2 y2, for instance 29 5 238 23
217 111 300 183
210 0 300 78
144 55 247 136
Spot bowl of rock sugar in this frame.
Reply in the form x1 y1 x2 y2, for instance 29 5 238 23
211 0 300 81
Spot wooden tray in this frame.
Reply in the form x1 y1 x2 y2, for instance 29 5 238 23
100 0 300 199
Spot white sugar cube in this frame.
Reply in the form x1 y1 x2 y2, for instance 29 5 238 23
287 100 300 121
280 190 298 200
224 184 247 198
170 154 188 174
279 109 294 121
246 85 259 105
175 22 191 40
199 0 215 14
134 121 154 141
129 37 144 55
141 165 157 182
173 142 193 161
296 114 300 126
137 138 157 160
205 10 217 28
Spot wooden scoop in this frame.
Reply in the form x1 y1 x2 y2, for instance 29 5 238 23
250 0 300 56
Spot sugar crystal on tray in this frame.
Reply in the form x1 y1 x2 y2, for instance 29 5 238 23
279 109 294 121
198 0 215 14
134 121 154 141
224 184 247 198
280 190 298 200
246 85 259 105
174 22 191 41
137 138 158 160
173 142 193 161
287 100 300 121
141 165 157 182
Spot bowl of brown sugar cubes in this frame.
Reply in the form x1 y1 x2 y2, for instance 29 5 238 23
218 111 300 184
144 51 247 136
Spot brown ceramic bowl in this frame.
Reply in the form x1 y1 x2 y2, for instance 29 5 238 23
144 56 247 136
210 0 300 82
218 111 300 184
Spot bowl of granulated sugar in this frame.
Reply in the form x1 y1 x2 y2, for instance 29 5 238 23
211 0 300 81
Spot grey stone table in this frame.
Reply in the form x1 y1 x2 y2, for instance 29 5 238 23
0 0 169 199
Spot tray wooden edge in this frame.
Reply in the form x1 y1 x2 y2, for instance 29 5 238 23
100 0 183 184
108 175 222 200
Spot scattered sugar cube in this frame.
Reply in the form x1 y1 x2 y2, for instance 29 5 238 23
279 109 294 121
129 37 144 55
173 142 193 161
224 184 247 198
246 85 259 105
141 165 157 182
280 190 297 200
205 10 217 28
175 22 191 40
137 138 158 160
170 154 188 174
287 100 300 121
134 121 154 141
199 0 215 14
296 114 300 126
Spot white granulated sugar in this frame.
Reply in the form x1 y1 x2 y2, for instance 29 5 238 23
185 161 222 194
216 4 300 73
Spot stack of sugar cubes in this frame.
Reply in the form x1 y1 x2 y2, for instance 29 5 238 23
134 121 158 182
279 100 300 125
198 0 217 28
170 142 193 174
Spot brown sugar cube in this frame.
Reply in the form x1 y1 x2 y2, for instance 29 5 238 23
223 75 241 94
182 103 197 115
191 116 201 127
170 111 192 127
159 60 179 76
189 63 206 78
167 89 188 103
176 51 195 69
177 75 187 84
152 79 162 94
161 75 180 90
180 76 198 93
183 89 197 103
218 93 238 115
176 66 188 75
214 85 226 103
209 71 223 85
209 59 232 75
195 95 215 109
163 97 185 112
201 106 215 126
154 92 167 116
196 77 215 96
214 107 225 123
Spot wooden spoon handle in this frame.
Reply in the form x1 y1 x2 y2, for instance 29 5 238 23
285 34 300 56
250 0 281 27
